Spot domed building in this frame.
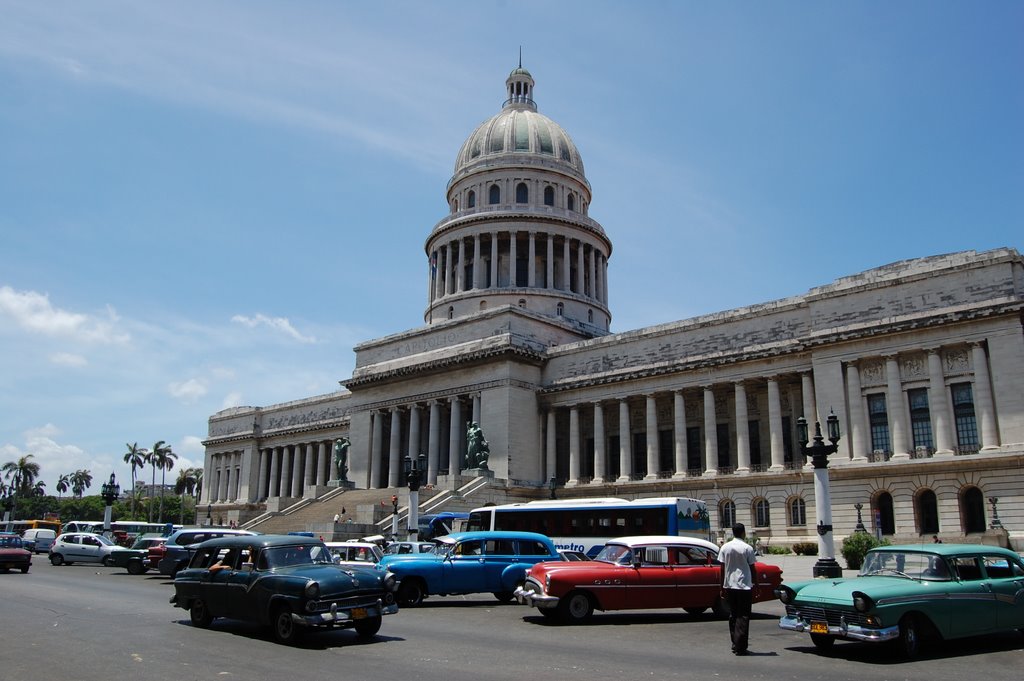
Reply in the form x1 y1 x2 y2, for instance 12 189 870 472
202 65 1024 550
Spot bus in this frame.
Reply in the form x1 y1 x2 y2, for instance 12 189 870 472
465 497 710 558
2 518 62 535
417 512 470 540
61 520 181 541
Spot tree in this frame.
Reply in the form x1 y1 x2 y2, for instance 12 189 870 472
153 445 178 524
70 469 93 498
56 474 71 500
175 467 201 525
29 480 46 497
123 442 146 518
145 441 170 522
2 454 41 496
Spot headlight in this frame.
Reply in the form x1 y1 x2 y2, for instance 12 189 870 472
383 571 397 592
852 591 873 613
776 586 795 604
544 574 551 590
304 581 320 599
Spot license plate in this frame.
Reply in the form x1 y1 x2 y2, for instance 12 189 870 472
810 622 828 634
351 607 367 619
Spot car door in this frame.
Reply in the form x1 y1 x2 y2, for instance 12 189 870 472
674 546 721 609
198 546 239 616
78 535 104 563
481 538 517 591
630 545 678 609
442 539 488 593
947 555 996 637
981 554 1024 630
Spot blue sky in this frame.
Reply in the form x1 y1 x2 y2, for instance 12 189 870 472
1 2 1021 494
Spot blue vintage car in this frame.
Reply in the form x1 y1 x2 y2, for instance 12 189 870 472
378 531 560 606
171 534 399 644
778 543 1024 658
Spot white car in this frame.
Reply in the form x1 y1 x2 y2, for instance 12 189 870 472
49 532 130 566
383 541 436 556
323 541 383 567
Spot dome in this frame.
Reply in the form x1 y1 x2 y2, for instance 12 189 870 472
452 68 586 184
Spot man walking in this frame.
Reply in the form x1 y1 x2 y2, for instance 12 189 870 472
719 523 756 655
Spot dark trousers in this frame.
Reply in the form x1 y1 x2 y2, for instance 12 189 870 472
725 588 753 652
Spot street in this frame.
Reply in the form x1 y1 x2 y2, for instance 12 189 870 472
1 557 1021 681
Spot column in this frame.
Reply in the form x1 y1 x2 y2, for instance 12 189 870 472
562 237 571 290
472 393 481 425
568 405 580 485
602 257 609 305
490 232 498 289
221 454 231 502
426 252 434 304
588 246 597 299
800 372 816 467
472 234 482 289
447 243 455 295
427 400 441 484
436 246 446 299
269 447 281 497
449 396 463 471
616 399 632 482
508 230 517 287
593 401 606 483
767 378 785 471
528 232 536 287
885 355 910 459
576 240 584 294
594 251 603 302
672 390 687 479
927 349 954 456
645 394 658 480
256 448 269 501
971 342 999 449
734 382 750 474
546 409 557 483
318 441 330 485
546 234 554 290
290 444 302 497
370 411 384 488
454 240 463 293
388 407 403 487
703 387 718 476
303 443 316 491
408 404 422 458
846 362 868 463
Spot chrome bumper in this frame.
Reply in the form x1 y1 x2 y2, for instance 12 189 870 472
513 585 559 609
779 615 900 643
295 599 399 627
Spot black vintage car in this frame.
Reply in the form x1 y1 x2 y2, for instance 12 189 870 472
170 535 399 644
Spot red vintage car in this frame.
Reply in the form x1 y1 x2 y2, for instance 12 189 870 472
514 535 783 623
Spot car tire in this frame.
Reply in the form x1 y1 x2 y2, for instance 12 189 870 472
354 615 382 638
190 599 213 628
397 579 425 607
810 633 835 650
21 566 29 573
493 591 515 603
271 604 299 645
897 614 922 659
557 591 594 624
50 553 64 566
102 555 115 567
684 607 707 616
127 559 146 575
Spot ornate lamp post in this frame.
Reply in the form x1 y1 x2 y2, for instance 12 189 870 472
854 503 867 533
988 496 1003 529
100 473 121 538
206 504 212 527
1 494 14 533
404 454 427 541
797 410 843 578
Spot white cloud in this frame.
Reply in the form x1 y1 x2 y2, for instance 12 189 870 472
231 313 316 344
0 286 130 344
178 435 205 457
168 378 208 403
50 352 88 367
221 391 243 410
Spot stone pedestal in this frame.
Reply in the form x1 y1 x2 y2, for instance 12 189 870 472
460 468 495 478
328 480 356 490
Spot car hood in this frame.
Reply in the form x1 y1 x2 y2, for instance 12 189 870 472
528 560 614 577
790 576 938 605
276 563 384 588
379 554 444 570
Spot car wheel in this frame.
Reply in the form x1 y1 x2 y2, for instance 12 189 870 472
711 595 731 618
354 615 382 638
557 591 594 624
102 555 115 567
684 607 707 616
810 633 835 650
493 591 515 603
897 614 922 659
397 579 425 607
271 605 300 645
190 599 213 628
127 560 146 575
21 566 29 574
50 553 64 566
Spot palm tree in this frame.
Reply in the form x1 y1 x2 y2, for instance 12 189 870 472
154 445 178 524
123 442 146 518
1 454 41 496
70 469 93 498
175 468 200 525
146 441 169 522
30 480 46 497
55 474 71 500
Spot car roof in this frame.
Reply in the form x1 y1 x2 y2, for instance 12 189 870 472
191 534 322 549
439 531 553 543
606 535 720 552
871 543 1020 558
324 541 377 549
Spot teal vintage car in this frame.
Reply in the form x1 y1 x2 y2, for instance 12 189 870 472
778 543 1024 657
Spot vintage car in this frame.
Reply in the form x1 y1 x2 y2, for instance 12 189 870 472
378 531 561 606
324 541 383 567
154 527 255 577
109 534 168 574
48 532 132 566
777 543 1024 658
0 533 32 573
383 540 436 556
170 534 399 644
515 535 783 623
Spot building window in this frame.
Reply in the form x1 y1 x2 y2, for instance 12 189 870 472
452 198 458 212
447 306 454 320
960 486 986 533
479 301 487 311
544 186 554 206
515 182 528 203
518 298 526 308
748 420 761 468
908 388 933 451
916 489 939 535
789 497 806 526
716 423 731 470
587 309 594 323
951 382 979 452
556 302 564 316
567 193 575 211
467 190 475 208
867 393 891 455
875 491 895 535
754 498 770 528
686 427 701 472
488 184 500 205
719 500 736 529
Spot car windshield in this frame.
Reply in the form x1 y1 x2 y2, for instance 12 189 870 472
0 535 23 548
860 550 951 581
262 545 334 568
593 544 633 565
92 534 116 546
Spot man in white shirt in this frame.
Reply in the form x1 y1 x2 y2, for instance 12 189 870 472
718 523 756 655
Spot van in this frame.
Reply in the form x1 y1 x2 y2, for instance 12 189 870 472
22 528 56 554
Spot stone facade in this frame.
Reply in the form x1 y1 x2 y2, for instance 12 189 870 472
203 66 1024 548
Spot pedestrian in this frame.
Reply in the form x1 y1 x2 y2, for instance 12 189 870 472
932 534 942 543
333 513 340 524
718 523 757 656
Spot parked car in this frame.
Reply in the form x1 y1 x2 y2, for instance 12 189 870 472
153 528 256 577
170 534 399 644
324 541 383 567
515 535 784 624
383 541 436 556
22 528 56 554
48 532 131 566
0 533 31 573
777 543 1024 658
109 534 167 574
378 531 561 606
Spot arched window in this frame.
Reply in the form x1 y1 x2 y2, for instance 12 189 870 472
567 193 575 211
556 302 564 317
544 186 554 206
719 500 736 530
447 306 454 320
874 491 895 535
467 190 476 208
788 497 806 526
754 498 770 528
587 309 594 323
488 184 500 205
518 299 526 308
453 198 459 212
479 301 487 311
515 182 528 203
916 489 939 535
960 486 986 533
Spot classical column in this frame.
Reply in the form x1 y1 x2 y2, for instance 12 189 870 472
734 382 750 474
617 399 632 482
472 234 482 289
370 411 383 488
672 390 687 479
971 342 999 449
568 405 580 485
319 440 331 485
703 387 718 476
645 394 659 480
546 234 555 290
302 443 315 492
220 454 230 502
885 355 910 459
800 372 816 467
437 245 447 298
508 230 517 287
388 407 403 487
927 349 954 456
256 448 269 501
290 444 302 497
562 236 571 290
546 409 557 482
767 378 785 471
846 362 868 463
602 257 609 305
427 400 441 484
587 246 595 299
472 393 481 425
449 396 463 471
269 446 281 497
576 240 584 294
490 232 498 289
593 401 606 483
528 231 537 287
408 404 422 459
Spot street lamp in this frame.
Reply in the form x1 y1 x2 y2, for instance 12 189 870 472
404 454 427 541
797 410 843 578
988 496 1003 529
206 504 212 527
100 473 121 538
854 503 867 533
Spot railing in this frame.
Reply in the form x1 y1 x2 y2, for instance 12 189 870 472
686 468 704 478
783 461 804 471
717 466 736 476
954 444 981 456
750 463 770 473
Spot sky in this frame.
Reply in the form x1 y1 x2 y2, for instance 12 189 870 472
1 2 1021 495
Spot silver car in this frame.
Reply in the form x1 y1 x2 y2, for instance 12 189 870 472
49 532 130 566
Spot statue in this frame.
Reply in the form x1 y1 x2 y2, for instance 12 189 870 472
333 437 350 482
464 422 490 470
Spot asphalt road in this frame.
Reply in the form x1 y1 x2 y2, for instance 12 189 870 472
1 557 1021 681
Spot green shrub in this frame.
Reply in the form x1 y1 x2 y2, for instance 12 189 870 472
791 542 818 556
765 544 792 555
840 532 889 570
